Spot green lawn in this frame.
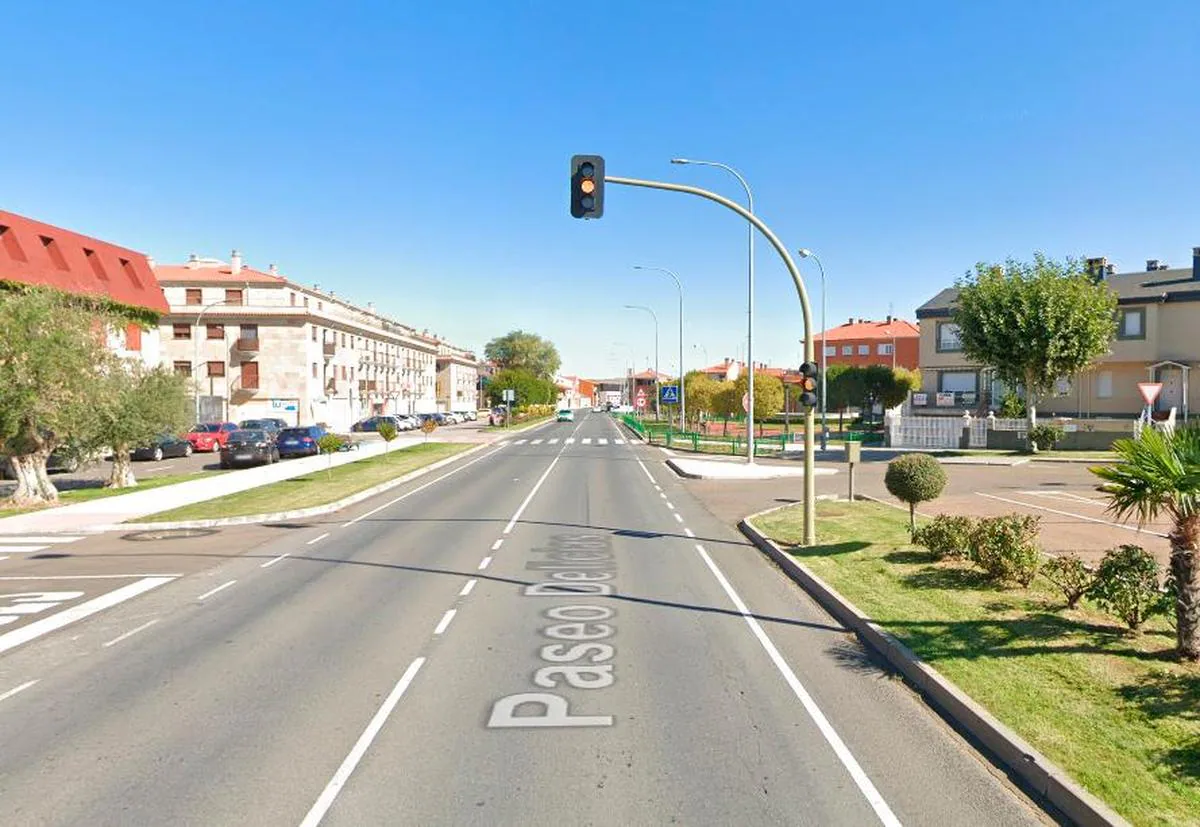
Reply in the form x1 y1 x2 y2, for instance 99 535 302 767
754 500 1199 827
0 471 221 518
138 443 470 522
485 414 555 432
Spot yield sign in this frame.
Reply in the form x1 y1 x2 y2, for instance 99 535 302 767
635 389 647 409
1137 382 1163 406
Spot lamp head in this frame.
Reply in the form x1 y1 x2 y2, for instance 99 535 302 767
670 158 691 165
797 248 812 258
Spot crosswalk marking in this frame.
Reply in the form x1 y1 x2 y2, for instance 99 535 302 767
548 438 559 444
531 439 544 445
0 536 84 544
498 441 511 446
515 439 527 445
566 438 576 444
0 546 49 554
582 438 592 444
597 438 608 445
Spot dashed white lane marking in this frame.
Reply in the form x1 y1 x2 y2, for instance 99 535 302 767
478 556 493 570
0 557 7 562
660 492 668 500
0 680 38 704
684 528 696 538
531 439 544 445
491 539 503 551
0 536 83 544
0 546 48 554
306 532 330 545
261 553 290 568
515 439 528 445
673 513 684 523
666 502 675 510
0 574 181 580
692 543 900 826
548 438 559 444
566 438 576 444
597 438 608 445
433 609 457 635
459 579 477 597
976 491 1168 538
0 577 175 656
197 580 237 601
299 658 426 827
102 618 159 648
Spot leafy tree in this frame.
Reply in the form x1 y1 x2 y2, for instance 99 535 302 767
711 381 739 436
825 364 864 432
884 454 947 537
734 371 785 435
684 371 719 430
953 254 1116 447
0 288 112 505
1092 426 1200 659
377 420 398 461
484 330 561 380
91 359 191 488
317 433 344 479
485 368 558 407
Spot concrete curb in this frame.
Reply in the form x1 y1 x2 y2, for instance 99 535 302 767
738 511 1130 827
115 437 511 531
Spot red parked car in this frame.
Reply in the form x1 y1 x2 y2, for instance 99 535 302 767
185 422 239 452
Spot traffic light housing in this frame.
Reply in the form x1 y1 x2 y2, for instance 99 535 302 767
570 155 605 219
798 361 819 407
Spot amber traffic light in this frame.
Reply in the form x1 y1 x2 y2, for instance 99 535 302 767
798 361 819 407
570 155 605 219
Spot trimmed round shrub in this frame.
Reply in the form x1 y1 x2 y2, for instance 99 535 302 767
1028 424 1065 452
1041 553 1093 609
884 454 947 536
1088 544 1163 630
913 514 976 560
971 514 1041 586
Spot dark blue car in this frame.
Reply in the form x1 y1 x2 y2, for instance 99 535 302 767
276 425 327 458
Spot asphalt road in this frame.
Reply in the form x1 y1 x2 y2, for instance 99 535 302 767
0 412 1049 825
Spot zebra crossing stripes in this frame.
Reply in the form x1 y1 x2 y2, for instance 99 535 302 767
531 439 544 445
548 438 559 444
0 535 87 562
581 438 592 444
565 438 576 444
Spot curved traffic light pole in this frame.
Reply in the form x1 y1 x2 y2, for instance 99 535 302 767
605 175 817 546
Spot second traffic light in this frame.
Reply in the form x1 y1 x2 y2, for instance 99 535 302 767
570 154 605 219
798 361 820 407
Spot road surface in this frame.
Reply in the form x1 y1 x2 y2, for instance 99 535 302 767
0 412 1047 825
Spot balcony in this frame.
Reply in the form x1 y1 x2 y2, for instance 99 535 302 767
323 341 336 358
234 336 260 353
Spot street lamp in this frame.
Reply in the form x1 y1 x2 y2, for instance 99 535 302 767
193 298 236 422
797 249 828 450
672 157 756 462
624 304 660 419
633 265 685 430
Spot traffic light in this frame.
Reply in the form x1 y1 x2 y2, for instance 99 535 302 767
570 155 605 219
798 361 819 407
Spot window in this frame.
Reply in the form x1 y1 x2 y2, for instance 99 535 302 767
841 345 853 356
84 248 109 281
207 361 225 378
173 360 191 376
240 323 258 340
241 362 259 389
225 288 244 305
318 301 323 311
1096 370 1113 399
939 371 977 393
40 236 68 270
341 365 347 380
124 323 142 351
311 325 318 341
304 296 310 308
186 288 202 305
119 258 143 289
937 322 962 352
0 225 27 262
878 343 894 355
341 333 346 346
290 292 296 306
312 362 319 378
173 323 191 340
1118 308 1145 339
206 324 224 340
857 344 870 356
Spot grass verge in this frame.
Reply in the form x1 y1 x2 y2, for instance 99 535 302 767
754 499 1199 827
0 471 221 518
485 415 555 432
137 443 470 522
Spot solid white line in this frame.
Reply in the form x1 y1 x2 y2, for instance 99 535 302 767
692 543 900 826
0 680 38 704
0 536 83 544
503 455 563 535
299 657 426 827
306 532 331 545
0 545 48 554
582 437 592 445
459 579 477 596
102 618 159 648
976 491 1168 538
0 574 182 580
261 553 290 568
673 513 684 523
341 445 506 527
684 528 696 538
197 579 237 601
478 556 493 570
0 577 175 656
434 609 457 635
491 539 503 551
635 457 656 483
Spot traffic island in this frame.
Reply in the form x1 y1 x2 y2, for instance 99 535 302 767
740 498 1200 827
666 455 838 481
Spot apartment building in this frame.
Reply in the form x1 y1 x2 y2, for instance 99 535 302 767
156 252 442 431
915 249 1200 419
816 317 919 370
436 343 480 413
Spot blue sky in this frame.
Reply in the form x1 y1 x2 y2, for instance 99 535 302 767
4 1 1198 379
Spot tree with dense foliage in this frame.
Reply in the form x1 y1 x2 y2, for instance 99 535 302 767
711 381 739 436
953 254 1116 448
734 371 785 435
377 420 398 461
484 330 561 380
91 359 191 488
1092 426 1200 659
683 371 719 430
485 368 558 407
825 364 863 431
884 454 947 537
0 288 113 505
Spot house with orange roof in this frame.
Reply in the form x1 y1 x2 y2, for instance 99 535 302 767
816 316 919 371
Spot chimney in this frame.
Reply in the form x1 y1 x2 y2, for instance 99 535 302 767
367 302 376 313
268 263 278 276
313 283 321 291
1106 264 1115 275
1193 247 1200 281
187 252 199 264
146 255 156 269
1147 259 1160 272
848 317 854 325
230 249 243 274
886 314 893 323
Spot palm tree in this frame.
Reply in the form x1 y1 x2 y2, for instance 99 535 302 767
1092 425 1200 660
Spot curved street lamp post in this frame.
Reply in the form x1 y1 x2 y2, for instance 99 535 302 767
633 265 685 430
624 304 660 419
797 249 828 450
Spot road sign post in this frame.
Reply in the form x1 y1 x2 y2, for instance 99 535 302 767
1137 382 1163 435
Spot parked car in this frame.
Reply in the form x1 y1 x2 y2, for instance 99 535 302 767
351 416 404 433
185 422 239 452
0 445 83 479
488 406 508 426
276 425 327 458
239 418 284 434
460 410 478 421
219 429 280 468
557 408 575 422
132 433 193 461
395 415 418 431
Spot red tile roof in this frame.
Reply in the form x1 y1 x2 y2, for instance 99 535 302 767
817 319 919 343
155 261 286 286
0 209 167 313
632 369 672 381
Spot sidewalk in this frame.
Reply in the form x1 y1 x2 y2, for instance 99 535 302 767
665 453 838 480
0 436 428 534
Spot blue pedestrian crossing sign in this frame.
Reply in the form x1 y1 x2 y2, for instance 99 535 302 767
660 385 680 404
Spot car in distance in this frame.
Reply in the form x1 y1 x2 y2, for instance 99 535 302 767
219 429 280 468
240 418 284 434
185 422 239 452
556 408 575 422
276 425 327 458
132 433 193 462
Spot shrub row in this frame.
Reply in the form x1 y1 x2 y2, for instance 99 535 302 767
913 513 1039 585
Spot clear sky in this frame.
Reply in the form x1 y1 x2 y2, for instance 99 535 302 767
3 1 1198 380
